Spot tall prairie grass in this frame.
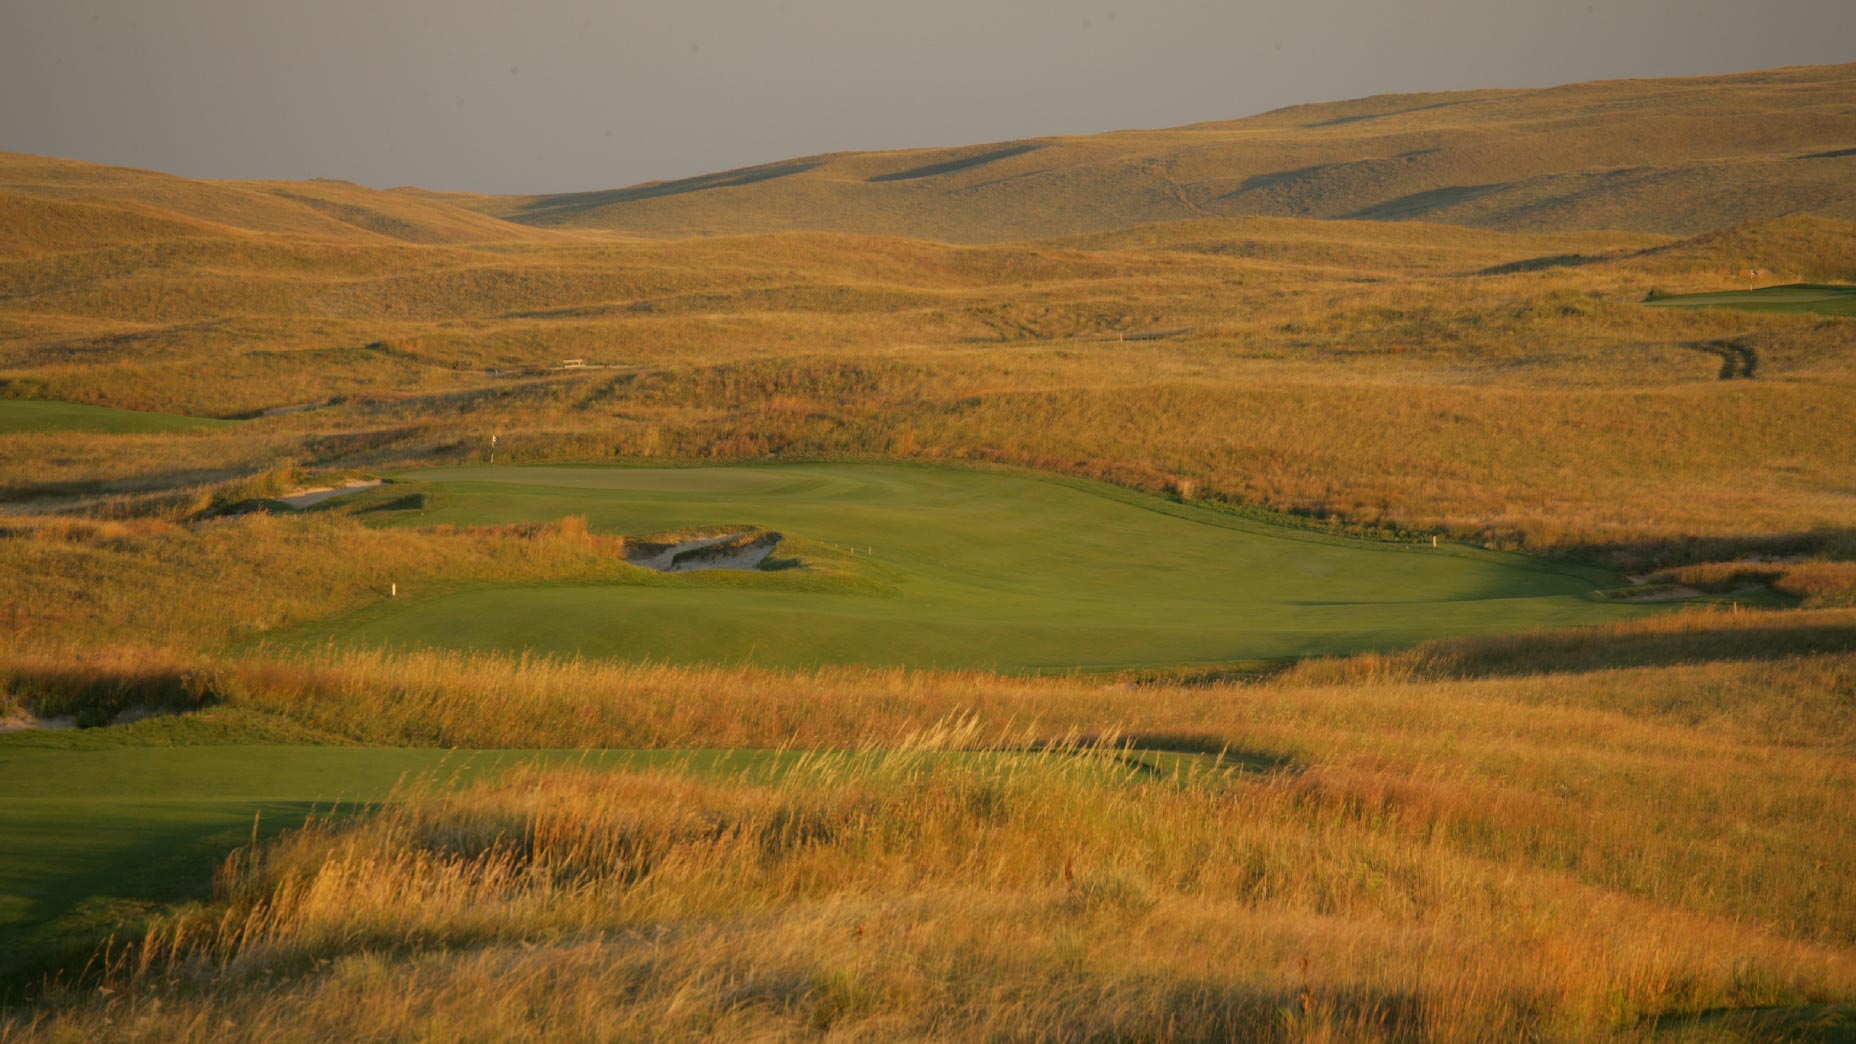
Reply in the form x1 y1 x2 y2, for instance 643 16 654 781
6 681 1853 1042
4 204 1853 556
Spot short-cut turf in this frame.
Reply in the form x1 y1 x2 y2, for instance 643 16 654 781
284 463 1659 671
0 399 232 434
0 726 777 986
1646 283 1856 315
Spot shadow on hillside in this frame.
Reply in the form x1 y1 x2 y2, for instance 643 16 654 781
1024 978 1434 1042
1010 734 1297 777
867 143 1044 183
1582 528 1856 572
1432 616 1856 680
1650 1003 1856 1044
1221 163 1332 199
512 161 821 222
350 493 428 516
1345 182 1512 220
1279 610 1856 688
0 466 256 514
1476 252 1607 275
1307 98 1470 127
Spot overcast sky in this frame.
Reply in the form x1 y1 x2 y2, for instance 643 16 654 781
3 0 1851 195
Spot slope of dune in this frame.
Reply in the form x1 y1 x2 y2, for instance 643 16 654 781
0 152 555 245
478 63 1856 242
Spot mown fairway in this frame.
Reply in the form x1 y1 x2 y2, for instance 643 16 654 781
1647 282 1856 315
0 727 769 986
0 398 232 435
289 463 1653 670
0 737 460 984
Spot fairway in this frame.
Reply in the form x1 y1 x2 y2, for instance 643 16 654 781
0 733 772 986
289 463 1656 670
0 730 1196 987
1646 283 1856 315
0 398 233 434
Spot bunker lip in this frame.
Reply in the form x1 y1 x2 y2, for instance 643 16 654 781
0 708 75 733
626 531 784 572
0 704 178 734
278 480 383 510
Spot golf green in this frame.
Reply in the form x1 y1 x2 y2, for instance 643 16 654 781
0 398 233 434
1645 283 1856 315
286 463 1656 670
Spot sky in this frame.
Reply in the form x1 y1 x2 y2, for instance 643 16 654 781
2 0 1852 195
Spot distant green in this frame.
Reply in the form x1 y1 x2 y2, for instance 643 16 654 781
0 398 232 434
285 463 1656 671
1646 283 1856 315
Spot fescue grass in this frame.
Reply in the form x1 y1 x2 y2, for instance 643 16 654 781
1 63 1854 1041
3 201 1852 554
469 64 1856 241
1 653 1851 1041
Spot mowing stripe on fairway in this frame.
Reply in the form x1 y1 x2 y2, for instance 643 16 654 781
1644 283 1856 315
282 462 1661 671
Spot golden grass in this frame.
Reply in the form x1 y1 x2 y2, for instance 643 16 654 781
3 205 1853 556
2 63 1853 1042
0 510 678 651
469 64 1856 242
6 644 1854 1041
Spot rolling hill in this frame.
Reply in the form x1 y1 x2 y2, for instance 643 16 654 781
479 62 1856 242
2 58 1855 1044
0 152 554 244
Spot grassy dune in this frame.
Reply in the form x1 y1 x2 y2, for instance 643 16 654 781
1 60 1853 1042
3 199 1853 550
479 64 1856 241
0 634 1852 1041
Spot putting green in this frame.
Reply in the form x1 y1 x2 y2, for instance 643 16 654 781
0 398 233 434
1645 283 1856 315
288 463 1655 670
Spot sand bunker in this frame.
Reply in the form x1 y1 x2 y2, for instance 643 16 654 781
0 707 75 733
278 479 383 510
626 531 783 573
0 703 177 733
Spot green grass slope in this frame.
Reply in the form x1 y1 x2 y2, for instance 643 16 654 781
480 63 1856 242
0 722 773 988
283 464 1656 670
0 398 232 434
1648 283 1856 315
